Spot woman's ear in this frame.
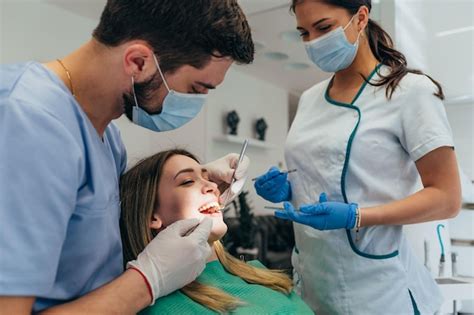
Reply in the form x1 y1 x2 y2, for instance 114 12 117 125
150 211 164 231
357 6 370 31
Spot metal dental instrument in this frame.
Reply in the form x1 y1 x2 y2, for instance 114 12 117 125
221 139 249 209
264 206 285 210
251 169 297 181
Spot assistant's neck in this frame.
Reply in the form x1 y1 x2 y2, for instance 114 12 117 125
332 36 380 90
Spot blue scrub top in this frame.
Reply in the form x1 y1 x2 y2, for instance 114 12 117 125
0 62 127 312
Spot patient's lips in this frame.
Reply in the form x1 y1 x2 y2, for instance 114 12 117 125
198 201 222 216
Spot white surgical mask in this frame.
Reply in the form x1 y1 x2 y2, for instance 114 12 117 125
304 14 362 73
131 54 206 132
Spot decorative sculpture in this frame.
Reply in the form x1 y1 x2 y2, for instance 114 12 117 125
226 110 240 135
255 118 268 141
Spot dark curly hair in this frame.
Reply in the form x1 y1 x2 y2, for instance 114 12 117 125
93 0 254 74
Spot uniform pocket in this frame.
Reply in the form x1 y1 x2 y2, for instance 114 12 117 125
345 225 401 259
345 229 398 259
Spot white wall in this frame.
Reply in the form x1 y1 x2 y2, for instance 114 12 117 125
205 67 289 216
0 1 96 64
446 102 474 180
395 0 474 99
394 0 474 179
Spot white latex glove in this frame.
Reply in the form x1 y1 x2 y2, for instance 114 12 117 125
127 218 212 304
203 153 250 205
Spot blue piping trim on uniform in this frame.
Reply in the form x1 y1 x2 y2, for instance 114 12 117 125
409 290 421 315
325 63 399 260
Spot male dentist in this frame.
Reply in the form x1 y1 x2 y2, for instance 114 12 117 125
0 0 254 313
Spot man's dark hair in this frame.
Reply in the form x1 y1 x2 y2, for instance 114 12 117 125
93 0 254 73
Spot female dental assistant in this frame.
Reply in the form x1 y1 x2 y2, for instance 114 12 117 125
254 0 461 314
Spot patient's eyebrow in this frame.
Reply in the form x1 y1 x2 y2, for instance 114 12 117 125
174 168 195 180
173 167 208 180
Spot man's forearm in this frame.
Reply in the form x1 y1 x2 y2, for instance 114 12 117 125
40 269 151 315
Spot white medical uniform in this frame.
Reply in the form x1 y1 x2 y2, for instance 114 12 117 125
285 64 452 314
0 62 127 312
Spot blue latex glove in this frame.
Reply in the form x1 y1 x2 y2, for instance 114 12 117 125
254 166 292 203
275 193 358 230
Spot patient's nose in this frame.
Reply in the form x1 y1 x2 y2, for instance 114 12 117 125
202 180 218 194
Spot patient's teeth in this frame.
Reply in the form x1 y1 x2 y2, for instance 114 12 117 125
199 201 221 213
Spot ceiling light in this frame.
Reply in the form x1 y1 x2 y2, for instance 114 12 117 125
263 52 289 61
436 26 474 37
284 62 311 71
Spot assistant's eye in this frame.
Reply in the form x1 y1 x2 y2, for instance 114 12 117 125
299 31 309 37
318 25 331 31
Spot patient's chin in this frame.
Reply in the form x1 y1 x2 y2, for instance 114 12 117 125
208 222 228 243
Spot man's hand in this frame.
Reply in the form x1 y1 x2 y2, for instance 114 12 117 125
127 218 213 303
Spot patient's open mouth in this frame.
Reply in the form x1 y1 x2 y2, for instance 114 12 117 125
198 201 221 215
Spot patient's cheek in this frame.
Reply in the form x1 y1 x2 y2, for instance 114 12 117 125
168 201 196 222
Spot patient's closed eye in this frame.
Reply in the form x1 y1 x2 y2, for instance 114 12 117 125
180 179 194 186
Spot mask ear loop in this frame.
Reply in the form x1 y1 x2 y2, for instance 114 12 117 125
152 54 171 92
343 14 357 31
344 13 363 44
131 76 141 109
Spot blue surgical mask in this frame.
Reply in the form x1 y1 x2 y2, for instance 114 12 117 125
131 54 206 132
305 15 362 73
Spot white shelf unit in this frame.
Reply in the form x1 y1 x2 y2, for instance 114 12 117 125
213 135 278 149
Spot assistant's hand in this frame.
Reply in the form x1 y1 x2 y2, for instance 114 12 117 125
254 166 292 203
203 153 249 204
127 218 213 303
275 193 358 230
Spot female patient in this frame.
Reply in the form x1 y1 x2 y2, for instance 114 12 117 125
120 149 313 314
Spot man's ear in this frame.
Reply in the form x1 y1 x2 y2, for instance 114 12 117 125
123 42 155 80
150 211 164 231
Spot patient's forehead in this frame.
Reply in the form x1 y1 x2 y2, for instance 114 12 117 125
162 155 201 180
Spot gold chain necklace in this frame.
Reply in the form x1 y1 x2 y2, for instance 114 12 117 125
56 59 75 97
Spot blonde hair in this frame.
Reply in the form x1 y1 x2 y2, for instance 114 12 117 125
120 149 292 313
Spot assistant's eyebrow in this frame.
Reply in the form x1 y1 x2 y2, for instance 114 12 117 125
297 17 331 31
196 81 216 90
